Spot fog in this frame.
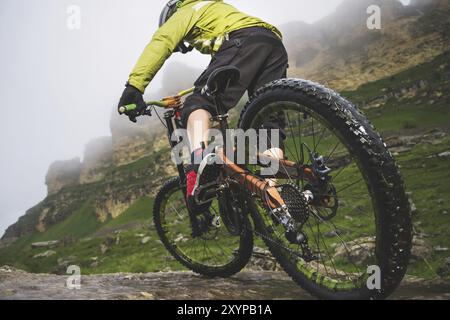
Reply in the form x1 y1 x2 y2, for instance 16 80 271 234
0 0 410 237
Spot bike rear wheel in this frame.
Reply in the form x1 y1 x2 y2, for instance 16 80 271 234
153 177 253 277
239 78 412 299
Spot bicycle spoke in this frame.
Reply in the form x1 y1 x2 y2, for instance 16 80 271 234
314 125 328 152
336 178 364 194
285 111 300 161
244 102 381 291
325 140 342 162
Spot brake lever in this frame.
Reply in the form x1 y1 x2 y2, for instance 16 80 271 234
128 114 137 123
143 106 153 116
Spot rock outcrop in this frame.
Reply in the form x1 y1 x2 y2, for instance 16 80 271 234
283 0 450 90
45 158 82 195
79 137 113 184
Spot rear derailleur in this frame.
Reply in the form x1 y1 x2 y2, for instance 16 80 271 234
271 184 316 262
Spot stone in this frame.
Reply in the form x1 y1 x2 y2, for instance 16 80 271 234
57 256 76 267
141 236 151 245
438 151 450 157
33 250 56 259
174 234 188 243
0 265 16 273
324 229 343 238
434 246 449 253
139 292 155 300
333 235 432 264
246 247 281 271
410 236 432 260
31 241 60 249
406 193 418 215
100 244 109 255
333 237 375 264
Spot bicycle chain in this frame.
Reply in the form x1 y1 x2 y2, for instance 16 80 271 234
246 225 306 262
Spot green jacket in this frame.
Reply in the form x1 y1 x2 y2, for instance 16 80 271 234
128 0 281 93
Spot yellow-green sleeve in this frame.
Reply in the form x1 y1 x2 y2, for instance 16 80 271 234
128 9 198 93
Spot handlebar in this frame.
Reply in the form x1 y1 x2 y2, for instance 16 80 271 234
118 87 195 116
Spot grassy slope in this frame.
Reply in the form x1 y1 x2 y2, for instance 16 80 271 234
341 51 450 278
0 52 449 278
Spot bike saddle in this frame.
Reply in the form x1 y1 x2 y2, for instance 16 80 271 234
202 66 240 96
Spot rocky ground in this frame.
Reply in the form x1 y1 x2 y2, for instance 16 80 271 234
0 266 449 300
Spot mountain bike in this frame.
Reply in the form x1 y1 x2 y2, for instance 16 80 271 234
119 66 412 300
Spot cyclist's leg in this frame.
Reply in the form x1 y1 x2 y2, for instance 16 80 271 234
187 109 212 155
247 41 289 185
182 28 287 185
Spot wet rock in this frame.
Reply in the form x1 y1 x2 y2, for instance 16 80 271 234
410 236 432 261
33 250 56 259
438 151 450 157
1 267 448 300
246 247 281 271
31 241 60 249
139 292 155 300
334 235 432 264
0 265 18 273
334 236 375 264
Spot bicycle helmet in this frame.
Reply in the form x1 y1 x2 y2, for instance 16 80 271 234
159 0 193 54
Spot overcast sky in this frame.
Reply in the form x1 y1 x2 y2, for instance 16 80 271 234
0 0 411 237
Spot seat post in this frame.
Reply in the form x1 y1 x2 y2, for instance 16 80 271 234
212 94 230 153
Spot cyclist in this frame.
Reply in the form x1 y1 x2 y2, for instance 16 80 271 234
118 0 288 224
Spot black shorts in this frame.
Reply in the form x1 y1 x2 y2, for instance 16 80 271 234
181 27 289 127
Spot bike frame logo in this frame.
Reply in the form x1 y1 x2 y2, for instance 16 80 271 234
171 125 281 175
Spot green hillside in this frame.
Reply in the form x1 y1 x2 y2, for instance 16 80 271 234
0 51 449 279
